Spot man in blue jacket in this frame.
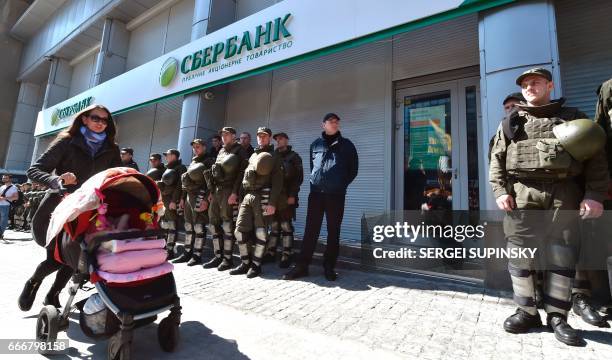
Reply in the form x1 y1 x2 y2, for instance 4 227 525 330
283 113 358 281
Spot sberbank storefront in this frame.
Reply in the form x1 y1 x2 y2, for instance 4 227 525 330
34 0 580 287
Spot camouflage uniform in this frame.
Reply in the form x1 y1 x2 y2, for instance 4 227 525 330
265 145 303 267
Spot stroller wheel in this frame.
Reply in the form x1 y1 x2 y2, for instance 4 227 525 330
36 305 59 354
157 317 179 352
108 336 131 360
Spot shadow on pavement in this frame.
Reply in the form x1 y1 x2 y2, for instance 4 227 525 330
59 317 250 359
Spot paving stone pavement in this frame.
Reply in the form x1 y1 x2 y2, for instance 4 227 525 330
1 230 611 359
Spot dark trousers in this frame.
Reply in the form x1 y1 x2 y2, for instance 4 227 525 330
297 192 346 269
29 191 72 294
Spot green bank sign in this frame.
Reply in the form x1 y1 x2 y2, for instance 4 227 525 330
180 13 291 76
50 96 94 126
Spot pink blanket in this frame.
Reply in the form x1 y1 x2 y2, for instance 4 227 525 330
97 262 174 284
97 249 168 273
99 238 166 253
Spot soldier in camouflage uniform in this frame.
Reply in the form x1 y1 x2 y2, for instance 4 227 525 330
230 127 283 278
203 127 249 271
263 132 303 268
489 68 608 346
146 153 166 181
570 78 612 327
173 139 214 266
157 149 187 259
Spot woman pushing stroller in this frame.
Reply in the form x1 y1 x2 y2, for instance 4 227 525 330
18 104 121 311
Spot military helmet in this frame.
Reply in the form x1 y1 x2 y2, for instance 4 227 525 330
146 167 164 181
220 153 240 174
187 162 206 182
255 152 274 176
161 168 178 186
553 119 606 161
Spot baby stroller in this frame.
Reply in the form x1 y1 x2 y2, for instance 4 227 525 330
35 167 181 359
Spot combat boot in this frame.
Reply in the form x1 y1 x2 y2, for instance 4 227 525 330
246 264 262 278
572 293 608 327
547 313 584 346
229 263 250 275
203 257 223 269
503 308 542 333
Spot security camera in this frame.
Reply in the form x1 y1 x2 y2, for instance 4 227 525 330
203 91 215 100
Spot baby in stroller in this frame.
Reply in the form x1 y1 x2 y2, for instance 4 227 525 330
35 167 181 359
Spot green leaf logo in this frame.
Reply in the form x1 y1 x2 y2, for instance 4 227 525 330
51 110 59 126
160 57 178 87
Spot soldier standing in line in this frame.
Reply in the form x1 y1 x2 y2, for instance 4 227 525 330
203 127 249 270
263 132 303 268
120 147 140 171
146 153 166 181
173 139 214 266
489 68 608 346
157 149 187 259
230 127 283 278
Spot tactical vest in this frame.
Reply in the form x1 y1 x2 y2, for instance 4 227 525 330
182 155 210 194
506 108 584 179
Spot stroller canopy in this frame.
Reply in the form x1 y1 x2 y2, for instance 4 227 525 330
46 167 162 245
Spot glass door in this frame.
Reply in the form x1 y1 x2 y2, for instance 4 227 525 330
395 78 481 211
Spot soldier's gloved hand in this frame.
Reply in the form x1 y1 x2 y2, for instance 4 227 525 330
198 200 209 212
168 202 177 210
287 197 296 205
208 193 213 203
228 193 238 205
496 194 515 211
580 199 604 219
179 199 185 210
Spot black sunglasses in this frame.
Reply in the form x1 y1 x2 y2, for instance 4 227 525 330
88 114 109 124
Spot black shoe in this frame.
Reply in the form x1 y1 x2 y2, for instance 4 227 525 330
282 265 309 280
279 256 291 269
18 279 41 311
229 263 250 275
262 252 276 264
547 313 584 346
166 249 176 260
43 292 61 309
324 267 338 281
503 308 542 333
203 257 223 269
172 252 192 263
217 258 233 271
246 264 262 278
187 255 203 266
573 293 608 327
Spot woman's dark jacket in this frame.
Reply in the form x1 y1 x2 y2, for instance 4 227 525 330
27 132 122 192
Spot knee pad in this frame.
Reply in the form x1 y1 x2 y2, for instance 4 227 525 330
280 221 294 233
167 221 176 231
184 222 193 232
159 221 168 230
255 227 267 242
548 244 576 269
194 224 204 234
222 221 233 235
234 229 244 242
207 224 218 235
270 221 280 232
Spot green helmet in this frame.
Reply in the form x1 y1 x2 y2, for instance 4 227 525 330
187 162 206 182
161 168 178 186
220 153 241 175
255 152 274 176
553 119 606 161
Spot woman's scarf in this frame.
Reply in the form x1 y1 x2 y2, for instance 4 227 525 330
80 125 107 156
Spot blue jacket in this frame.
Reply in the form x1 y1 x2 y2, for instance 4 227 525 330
309 132 358 194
